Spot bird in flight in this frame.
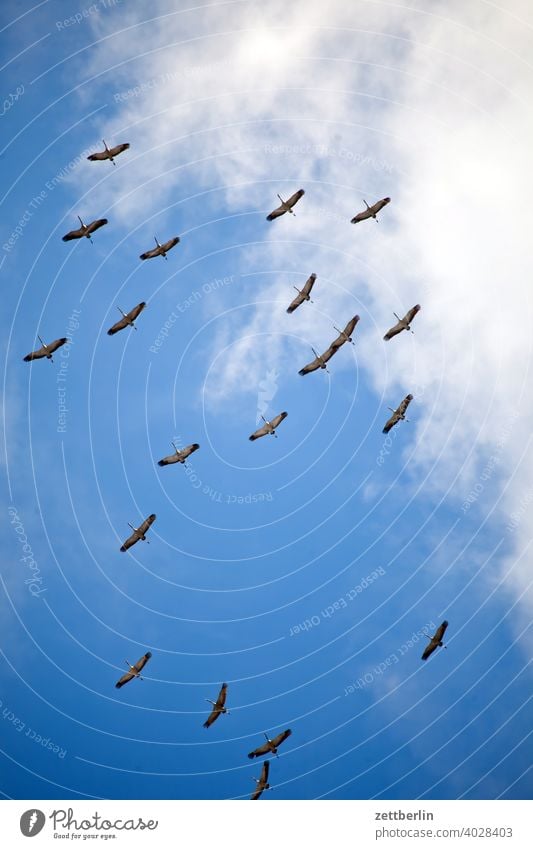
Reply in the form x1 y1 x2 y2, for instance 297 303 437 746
62 216 108 242
330 315 360 350
107 302 146 336
249 412 288 441
251 760 271 800
382 394 413 434
157 442 200 466
248 729 292 759
23 336 68 363
286 273 317 313
139 236 180 260
351 197 390 223
115 652 152 688
87 140 130 165
421 621 449 661
120 514 156 552
203 683 229 728
266 189 305 220
383 305 421 341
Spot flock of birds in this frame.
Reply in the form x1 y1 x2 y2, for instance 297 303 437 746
23 139 449 799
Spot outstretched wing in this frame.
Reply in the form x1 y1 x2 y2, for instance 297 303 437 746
203 683 228 728
138 513 156 535
216 683 228 709
181 443 200 459
372 197 391 214
382 411 398 435
86 218 108 235
383 319 404 341
398 394 413 416
87 151 108 161
47 337 68 354
285 189 305 209
248 741 271 759
158 452 179 466
434 621 448 643
266 202 286 221
62 226 85 241
298 355 321 375
271 728 292 749
249 423 269 441
251 760 270 798
127 302 146 323
23 346 47 361
287 290 305 313
350 207 372 224
134 652 152 673
331 316 360 349
162 237 180 253
203 705 220 728
120 531 139 552
109 142 130 158
404 304 421 324
140 247 159 260
107 316 129 335
269 411 288 430
288 273 316 313
115 669 135 688
421 638 438 661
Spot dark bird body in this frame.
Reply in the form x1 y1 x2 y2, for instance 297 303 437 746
140 236 180 260
107 302 146 335
382 394 413 434
115 652 152 688
120 513 156 552
87 140 130 165
158 442 200 466
330 315 360 350
251 760 270 800
267 189 304 220
422 621 449 660
249 412 288 441
62 216 108 241
23 337 67 362
286 273 316 313
384 305 421 340
248 729 292 759
203 683 229 728
351 197 390 223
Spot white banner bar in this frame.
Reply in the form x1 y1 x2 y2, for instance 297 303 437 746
1 800 530 848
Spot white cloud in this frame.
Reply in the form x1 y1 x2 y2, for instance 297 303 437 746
78 1 533 625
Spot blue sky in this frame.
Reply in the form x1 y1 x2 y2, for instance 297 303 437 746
1 0 532 801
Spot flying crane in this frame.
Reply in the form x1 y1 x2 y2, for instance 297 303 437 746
382 394 413 434
330 315 360 350
351 197 390 223
107 302 146 335
248 729 292 759
421 621 449 661
158 442 200 466
266 189 305 220
120 514 156 552
384 305 421 341
115 652 152 688
23 336 68 363
62 216 108 242
203 683 229 728
87 140 130 165
286 273 317 313
249 412 288 441
139 236 180 260
251 760 271 800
